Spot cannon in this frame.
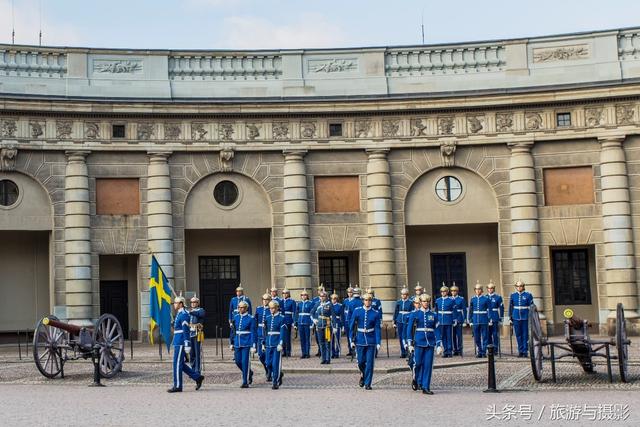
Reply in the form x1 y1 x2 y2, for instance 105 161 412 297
32 313 124 379
529 303 631 383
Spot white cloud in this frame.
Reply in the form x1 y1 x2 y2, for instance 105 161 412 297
0 0 82 46
219 13 347 49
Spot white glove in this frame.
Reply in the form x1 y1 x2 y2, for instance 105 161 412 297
250 346 257 354
393 323 397 329
436 345 444 356
408 345 414 353
261 344 265 352
185 346 191 354
277 344 283 352
350 343 355 350
376 344 381 351
469 323 473 327
313 319 318 325
453 320 458 327
229 344 234 350
332 328 337 334
293 324 298 330
489 320 493 326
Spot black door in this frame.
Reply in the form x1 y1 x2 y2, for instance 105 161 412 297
100 280 129 339
430 253 467 300
199 256 240 337
319 256 349 298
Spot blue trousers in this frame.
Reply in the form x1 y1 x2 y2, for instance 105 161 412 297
265 346 282 386
415 346 435 390
316 328 331 363
331 328 342 357
283 324 292 356
513 319 528 355
173 345 199 390
299 325 311 357
344 323 352 352
439 324 453 356
397 323 407 357
453 323 463 355
356 345 376 387
473 324 489 356
488 322 501 353
257 337 267 371
234 346 251 385
189 337 202 375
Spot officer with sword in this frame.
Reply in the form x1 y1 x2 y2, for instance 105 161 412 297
263 300 286 389
188 295 206 376
486 281 504 356
450 284 466 357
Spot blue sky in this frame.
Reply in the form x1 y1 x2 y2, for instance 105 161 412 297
1 0 639 49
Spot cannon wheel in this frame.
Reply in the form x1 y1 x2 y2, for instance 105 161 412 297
33 315 67 379
616 303 630 383
528 305 544 381
94 313 125 378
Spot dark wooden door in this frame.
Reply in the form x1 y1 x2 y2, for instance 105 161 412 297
199 256 240 337
430 253 467 300
319 256 349 298
100 280 129 339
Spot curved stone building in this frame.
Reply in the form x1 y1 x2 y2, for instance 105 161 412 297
2 27 640 336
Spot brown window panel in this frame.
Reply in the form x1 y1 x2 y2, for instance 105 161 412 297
314 176 360 213
96 178 140 215
543 166 594 206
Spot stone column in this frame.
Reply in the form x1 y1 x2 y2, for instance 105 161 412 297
366 148 396 317
283 150 311 295
147 152 174 281
599 136 638 323
508 142 545 318
64 151 92 325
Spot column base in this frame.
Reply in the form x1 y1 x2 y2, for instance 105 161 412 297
605 313 640 336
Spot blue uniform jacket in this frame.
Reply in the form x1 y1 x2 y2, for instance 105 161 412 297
393 298 413 325
487 293 504 322
509 291 534 321
281 297 297 325
172 308 191 346
331 302 345 328
189 307 205 338
451 295 467 323
468 295 490 324
263 312 287 348
271 296 283 310
435 296 455 326
254 305 270 339
312 301 335 329
343 297 353 324
231 313 256 348
371 297 383 314
229 296 252 322
347 296 363 324
349 306 381 346
296 300 314 326
405 308 441 347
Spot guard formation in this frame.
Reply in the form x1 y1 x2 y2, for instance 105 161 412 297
163 280 533 393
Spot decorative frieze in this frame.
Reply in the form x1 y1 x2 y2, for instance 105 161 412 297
410 119 427 136
467 115 485 134
0 145 17 171
585 108 604 127
438 117 455 135
191 123 208 141
137 123 155 140
94 59 143 74
440 141 456 167
273 122 290 140
300 122 317 139
246 124 260 140
308 58 358 73
84 122 100 139
525 112 543 130
164 123 181 140
616 104 635 125
382 119 400 137
56 121 73 139
532 45 590 63
1 119 17 138
496 112 514 132
355 120 372 138
30 121 44 138
219 123 234 141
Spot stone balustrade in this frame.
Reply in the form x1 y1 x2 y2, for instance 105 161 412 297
169 53 282 80
0 48 66 77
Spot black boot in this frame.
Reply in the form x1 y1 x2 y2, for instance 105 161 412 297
278 372 284 386
359 375 364 388
167 387 182 393
422 389 433 395
195 376 204 391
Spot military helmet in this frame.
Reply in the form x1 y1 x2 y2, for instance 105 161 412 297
317 284 325 291
282 288 290 294
363 293 373 301
268 300 280 308
401 288 409 295
450 284 459 292
190 295 200 303
353 287 362 295
487 280 496 289
366 288 375 296
515 280 525 288
301 289 309 296
419 294 431 303
174 296 186 304
235 285 244 292
319 291 327 297
347 286 354 293
474 280 483 290
270 286 278 292
237 300 249 308
440 285 449 292
330 293 339 299
262 292 272 300
415 282 424 291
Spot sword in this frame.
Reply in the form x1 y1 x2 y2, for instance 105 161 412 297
410 317 418 390
509 321 514 356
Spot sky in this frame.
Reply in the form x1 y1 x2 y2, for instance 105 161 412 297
1 0 639 50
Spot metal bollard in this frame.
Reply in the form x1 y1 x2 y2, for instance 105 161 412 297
158 335 162 361
220 327 224 360
129 330 134 360
483 344 499 393
385 325 390 358
17 330 22 360
214 324 219 357
89 347 105 387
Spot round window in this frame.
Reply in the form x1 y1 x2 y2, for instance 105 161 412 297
213 180 239 207
0 180 19 207
435 176 462 202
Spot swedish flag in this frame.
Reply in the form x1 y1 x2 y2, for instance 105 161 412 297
149 255 173 350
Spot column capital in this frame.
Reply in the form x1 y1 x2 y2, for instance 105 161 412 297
366 147 390 159
283 149 307 161
147 151 172 161
507 140 534 153
598 135 626 148
65 150 90 162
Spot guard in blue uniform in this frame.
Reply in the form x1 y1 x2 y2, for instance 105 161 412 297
311 285 325 357
230 300 257 388
366 288 383 315
264 300 286 389
486 281 504 354
412 283 424 302
343 287 354 356
349 293 382 390
270 287 283 308
393 288 413 358
295 289 314 358
435 285 455 357
407 296 422 386
280 288 296 357
468 282 490 357
405 294 442 395
450 284 466 356
312 291 335 364
330 293 345 358
254 292 272 378
229 285 252 326
168 296 204 393
188 295 206 376
509 280 534 357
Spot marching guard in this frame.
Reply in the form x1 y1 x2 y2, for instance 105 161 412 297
330 293 345 358
486 281 504 355
229 285 252 326
405 294 442 395
407 296 422 387
349 293 381 390
435 285 455 358
413 283 424 302
230 300 257 388
312 284 325 356
188 295 206 376
255 292 272 378
450 284 466 356
168 296 204 393
509 280 534 357
393 288 413 358
281 289 296 357
468 282 490 358
343 287 355 356
263 300 286 389
312 291 335 364
270 287 283 308
295 289 314 358
367 288 383 314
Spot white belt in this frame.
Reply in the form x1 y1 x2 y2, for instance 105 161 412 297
514 306 529 309
492 308 501 311
438 311 453 314
285 311 294 315
298 313 311 316
416 328 434 332
236 331 250 335
174 330 183 334
473 311 487 314
457 309 464 312
358 328 375 333
399 311 411 314
268 332 280 335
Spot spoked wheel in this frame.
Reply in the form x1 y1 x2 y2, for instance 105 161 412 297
529 305 544 381
94 313 125 378
616 303 630 383
33 315 67 378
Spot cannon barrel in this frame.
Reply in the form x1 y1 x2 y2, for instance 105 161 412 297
563 308 589 330
42 317 90 336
